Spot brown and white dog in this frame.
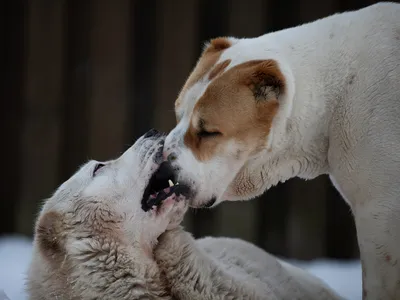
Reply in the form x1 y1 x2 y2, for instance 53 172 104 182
162 2 400 299
27 130 340 300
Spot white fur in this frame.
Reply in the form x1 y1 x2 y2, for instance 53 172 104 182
156 228 341 300
27 134 177 299
164 3 400 299
27 133 340 299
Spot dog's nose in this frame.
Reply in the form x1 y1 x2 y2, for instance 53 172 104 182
143 128 159 138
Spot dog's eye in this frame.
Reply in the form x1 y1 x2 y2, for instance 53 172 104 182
93 163 105 177
197 130 221 139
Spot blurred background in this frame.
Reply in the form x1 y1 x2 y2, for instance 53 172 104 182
5 0 379 257
0 0 382 259
2 1 387 298
0 0 388 298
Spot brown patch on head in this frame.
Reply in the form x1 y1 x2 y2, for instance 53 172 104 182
242 60 285 101
205 37 232 53
184 59 285 161
175 37 232 111
36 211 65 260
209 59 231 80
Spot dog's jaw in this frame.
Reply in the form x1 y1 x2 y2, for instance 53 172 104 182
28 131 190 299
165 132 249 207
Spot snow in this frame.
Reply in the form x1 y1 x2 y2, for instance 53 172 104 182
290 259 362 300
0 236 361 300
0 236 32 300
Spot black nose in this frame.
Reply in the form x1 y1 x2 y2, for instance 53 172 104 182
143 128 159 138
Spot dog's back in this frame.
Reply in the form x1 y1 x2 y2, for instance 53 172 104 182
196 237 341 299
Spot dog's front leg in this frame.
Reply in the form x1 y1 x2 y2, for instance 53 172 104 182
353 199 400 300
154 227 268 300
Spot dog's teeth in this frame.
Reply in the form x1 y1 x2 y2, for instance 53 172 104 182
168 180 174 187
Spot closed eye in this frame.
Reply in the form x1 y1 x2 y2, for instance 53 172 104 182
197 130 222 138
93 163 106 177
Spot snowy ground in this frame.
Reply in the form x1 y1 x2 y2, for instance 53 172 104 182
0 235 361 300
0 236 33 300
289 259 362 300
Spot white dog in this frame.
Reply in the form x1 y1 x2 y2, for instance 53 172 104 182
27 130 340 299
162 2 400 299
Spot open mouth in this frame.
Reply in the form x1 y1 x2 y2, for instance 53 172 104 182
141 162 191 212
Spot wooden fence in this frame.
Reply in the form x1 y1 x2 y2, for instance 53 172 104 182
3 0 381 260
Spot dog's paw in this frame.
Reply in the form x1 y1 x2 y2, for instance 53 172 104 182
155 226 192 266
166 197 188 230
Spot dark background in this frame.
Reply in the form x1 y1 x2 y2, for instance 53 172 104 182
3 0 387 261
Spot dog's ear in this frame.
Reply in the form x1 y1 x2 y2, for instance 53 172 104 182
35 211 65 260
203 37 231 54
241 60 286 102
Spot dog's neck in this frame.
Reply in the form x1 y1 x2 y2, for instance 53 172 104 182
242 18 356 187
66 234 171 300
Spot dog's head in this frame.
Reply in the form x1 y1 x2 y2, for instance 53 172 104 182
163 37 295 207
28 130 190 298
